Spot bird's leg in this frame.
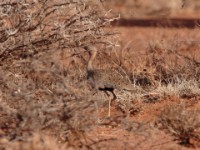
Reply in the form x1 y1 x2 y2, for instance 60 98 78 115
104 90 117 117
108 96 111 117
103 91 111 117
110 90 117 101
108 91 117 117
104 91 110 97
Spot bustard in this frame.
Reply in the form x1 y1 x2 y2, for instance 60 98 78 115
84 46 136 117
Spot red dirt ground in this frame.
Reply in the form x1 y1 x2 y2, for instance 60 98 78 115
87 96 200 149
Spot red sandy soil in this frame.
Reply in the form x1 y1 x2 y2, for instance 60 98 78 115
87 96 200 149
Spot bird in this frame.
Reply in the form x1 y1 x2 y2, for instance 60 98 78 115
83 45 136 117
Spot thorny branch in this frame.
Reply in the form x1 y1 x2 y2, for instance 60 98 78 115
0 0 116 63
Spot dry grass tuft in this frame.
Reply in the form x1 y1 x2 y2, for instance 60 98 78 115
155 105 200 147
1 133 67 150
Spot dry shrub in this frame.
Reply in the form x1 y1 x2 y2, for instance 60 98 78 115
0 0 118 149
147 39 200 84
1 133 67 150
155 105 200 147
116 37 200 103
138 38 200 100
154 79 200 99
0 0 116 63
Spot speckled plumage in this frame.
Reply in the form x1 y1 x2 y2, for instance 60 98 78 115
87 69 133 91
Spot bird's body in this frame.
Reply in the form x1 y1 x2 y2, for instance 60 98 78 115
84 46 135 116
87 69 133 91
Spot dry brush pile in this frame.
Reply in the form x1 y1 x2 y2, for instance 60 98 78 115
0 0 119 149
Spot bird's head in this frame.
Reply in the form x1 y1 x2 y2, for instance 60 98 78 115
83 45 97 56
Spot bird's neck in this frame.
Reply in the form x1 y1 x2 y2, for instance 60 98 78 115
87 51 97 72
87 59 93 71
